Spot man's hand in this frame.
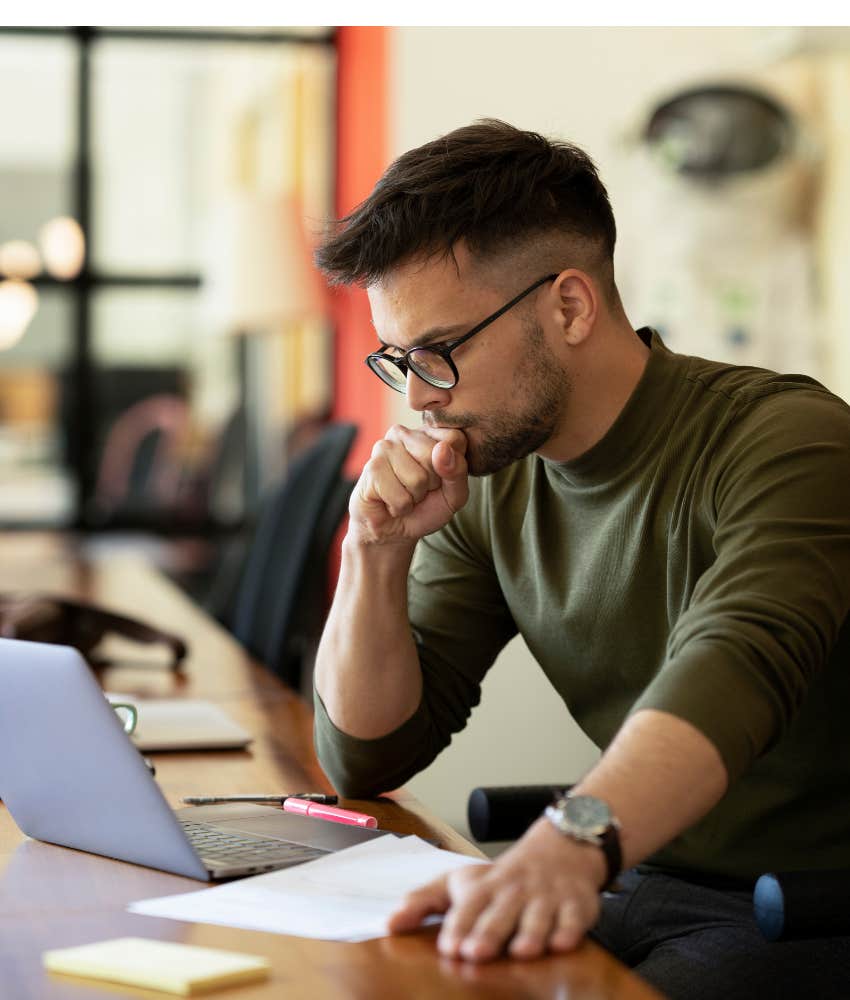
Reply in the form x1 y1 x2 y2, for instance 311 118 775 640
350 425 469 546
388 818 606 962
314 424 469 742
386 711 730 961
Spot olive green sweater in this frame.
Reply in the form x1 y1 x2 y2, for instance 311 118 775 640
315 331 850 878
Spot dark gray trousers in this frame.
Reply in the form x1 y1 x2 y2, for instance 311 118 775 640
590 870 850 1000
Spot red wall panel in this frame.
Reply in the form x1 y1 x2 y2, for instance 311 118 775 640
331 26 391 477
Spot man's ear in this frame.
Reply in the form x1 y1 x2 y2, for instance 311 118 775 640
551 270 598 346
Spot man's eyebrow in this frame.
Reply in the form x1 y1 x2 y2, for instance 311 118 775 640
375 323 469 351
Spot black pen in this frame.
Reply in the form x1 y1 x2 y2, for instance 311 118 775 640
182 793 338 806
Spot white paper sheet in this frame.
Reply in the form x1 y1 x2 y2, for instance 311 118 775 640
128 835 488 942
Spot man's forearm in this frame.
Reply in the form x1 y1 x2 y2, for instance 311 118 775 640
314 535 423 739
568 707 729 872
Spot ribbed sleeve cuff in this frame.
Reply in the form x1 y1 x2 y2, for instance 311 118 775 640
312 686 433 798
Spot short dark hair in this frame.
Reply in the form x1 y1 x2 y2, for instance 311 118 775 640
315 119 618 299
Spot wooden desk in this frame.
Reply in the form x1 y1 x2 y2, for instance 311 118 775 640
0 534 662 1000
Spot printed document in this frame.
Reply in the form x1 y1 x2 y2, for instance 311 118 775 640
128 835 488 942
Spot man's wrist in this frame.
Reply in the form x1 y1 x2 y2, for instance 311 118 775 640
542 794 622 891
528 818 610 891
343 527 417 560
341 532 416 583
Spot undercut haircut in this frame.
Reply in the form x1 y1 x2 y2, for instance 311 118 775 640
315 119 620 302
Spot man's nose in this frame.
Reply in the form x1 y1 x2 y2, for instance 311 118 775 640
405 369 451 412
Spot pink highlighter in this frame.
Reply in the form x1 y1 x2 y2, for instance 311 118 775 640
283 797 378 829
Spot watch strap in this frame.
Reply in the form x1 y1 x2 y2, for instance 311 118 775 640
597 823 622 892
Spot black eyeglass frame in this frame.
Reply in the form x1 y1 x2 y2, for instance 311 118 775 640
365 273 558 393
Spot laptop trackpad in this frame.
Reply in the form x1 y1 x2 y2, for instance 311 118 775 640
174 803 389 851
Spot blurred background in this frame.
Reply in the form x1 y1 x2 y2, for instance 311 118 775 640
0 26 335 538
1 24 849 841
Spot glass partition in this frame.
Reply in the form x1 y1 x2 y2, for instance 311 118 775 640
0 28 335 530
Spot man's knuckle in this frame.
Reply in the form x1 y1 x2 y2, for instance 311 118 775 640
388 494 414 518
408 469 430 497
371 439 391 459
489 879 525 906
448 883 487 910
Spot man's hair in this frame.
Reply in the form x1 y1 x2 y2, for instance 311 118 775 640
315 119 619 302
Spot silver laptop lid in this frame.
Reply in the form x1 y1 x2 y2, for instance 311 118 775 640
0 639 209 880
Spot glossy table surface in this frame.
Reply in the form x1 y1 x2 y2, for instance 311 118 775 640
0 533 662 999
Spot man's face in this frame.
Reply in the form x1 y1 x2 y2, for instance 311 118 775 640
367 249 570 476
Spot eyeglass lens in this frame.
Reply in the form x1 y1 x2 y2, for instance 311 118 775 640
372 348 456 391
371 356 408 389
408 348 455 387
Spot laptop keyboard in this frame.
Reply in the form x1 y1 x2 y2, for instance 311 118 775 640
181 821 328 869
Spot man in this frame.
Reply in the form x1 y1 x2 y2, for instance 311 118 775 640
312 120 850 998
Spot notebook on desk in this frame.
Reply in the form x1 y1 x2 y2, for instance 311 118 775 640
0 638 386 880
104 693 253 751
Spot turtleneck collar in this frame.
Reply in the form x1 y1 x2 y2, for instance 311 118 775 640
540 329 688 489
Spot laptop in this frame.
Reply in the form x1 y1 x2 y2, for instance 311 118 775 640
0 638 387 880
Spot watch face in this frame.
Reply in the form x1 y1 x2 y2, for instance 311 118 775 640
563 796 611 834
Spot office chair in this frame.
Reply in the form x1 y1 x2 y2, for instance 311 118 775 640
92 394 191 522
467 784 569 842
752 871 850 941
221 421 357 688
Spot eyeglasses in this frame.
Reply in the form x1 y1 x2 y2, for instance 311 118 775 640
111 702 139 735
365 273 557 393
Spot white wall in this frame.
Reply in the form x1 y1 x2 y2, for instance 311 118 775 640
385 26 845 840
391 27 786 275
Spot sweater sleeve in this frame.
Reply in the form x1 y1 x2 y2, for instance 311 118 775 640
630 387 850 782
313 493 518 797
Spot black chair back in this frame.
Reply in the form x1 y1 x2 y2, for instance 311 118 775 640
227 421 357 685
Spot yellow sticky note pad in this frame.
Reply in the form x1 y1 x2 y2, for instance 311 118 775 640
43 937 271 996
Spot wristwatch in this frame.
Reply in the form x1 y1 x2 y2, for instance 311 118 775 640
544 794 622 891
